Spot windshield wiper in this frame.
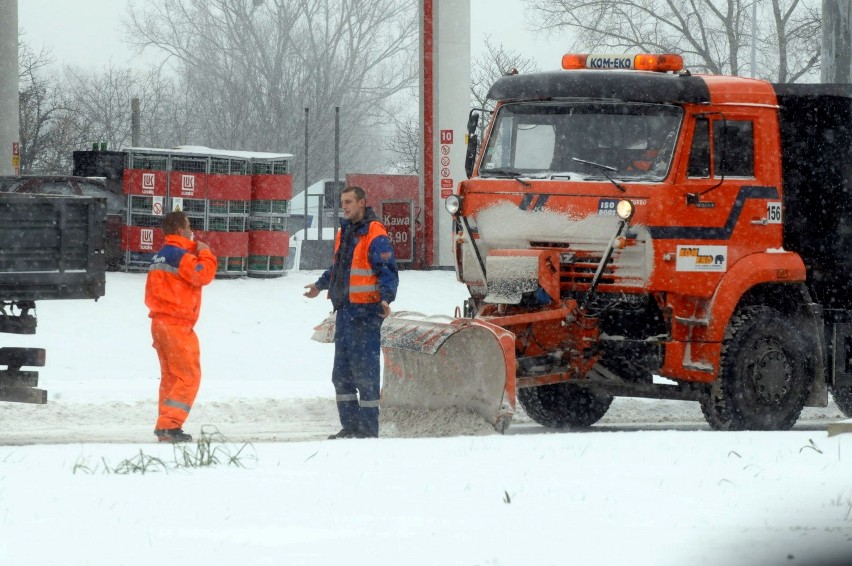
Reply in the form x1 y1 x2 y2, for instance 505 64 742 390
571 157 627 192
479 168 532 188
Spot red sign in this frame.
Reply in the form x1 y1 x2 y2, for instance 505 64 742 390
121 225 164 253
381 200 414 263
440 188 453 198
440 178 453 188
440 129 453 144
12 142 19 155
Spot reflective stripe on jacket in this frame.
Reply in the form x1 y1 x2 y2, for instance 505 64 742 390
333 221 386 303
316 207 398 311
145 235 217 327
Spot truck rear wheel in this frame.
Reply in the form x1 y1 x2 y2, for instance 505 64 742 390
517 383 613 428
830 385 852 417
700 306 812 431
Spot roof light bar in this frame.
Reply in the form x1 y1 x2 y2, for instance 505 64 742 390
561 53 684 73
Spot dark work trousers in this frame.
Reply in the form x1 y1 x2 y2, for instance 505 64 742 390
332 307 383 437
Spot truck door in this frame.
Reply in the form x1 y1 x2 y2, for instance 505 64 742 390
656 111 781 296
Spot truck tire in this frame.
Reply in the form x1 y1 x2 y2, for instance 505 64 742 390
830 385 852 417
517 383 613 428
700 305 813 431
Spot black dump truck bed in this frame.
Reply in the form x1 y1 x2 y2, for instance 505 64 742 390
773 83 852 311
0 193 106 302
0 193 107 404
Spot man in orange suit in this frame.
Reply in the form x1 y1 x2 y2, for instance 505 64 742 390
145 211 217 442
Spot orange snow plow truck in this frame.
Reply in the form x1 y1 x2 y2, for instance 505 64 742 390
381 53 852 432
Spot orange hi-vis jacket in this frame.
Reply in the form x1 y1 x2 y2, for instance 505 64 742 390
145 235 217 327
333 221 387 303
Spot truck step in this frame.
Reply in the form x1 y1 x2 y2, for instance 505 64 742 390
0 383 47 404
0 347 46 368
674 316 709 327
0 369 39 388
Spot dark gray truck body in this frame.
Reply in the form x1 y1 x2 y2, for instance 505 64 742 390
0 193 106 403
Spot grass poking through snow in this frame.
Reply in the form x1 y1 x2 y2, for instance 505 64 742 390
73 426 257 475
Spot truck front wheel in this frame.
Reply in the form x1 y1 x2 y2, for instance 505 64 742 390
518 383 613 428
700 306 813 431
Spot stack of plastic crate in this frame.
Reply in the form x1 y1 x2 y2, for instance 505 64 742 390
248 157 293 277
121 151 169 272
198 155 251 278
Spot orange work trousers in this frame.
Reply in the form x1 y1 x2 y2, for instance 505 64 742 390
151 319 201 430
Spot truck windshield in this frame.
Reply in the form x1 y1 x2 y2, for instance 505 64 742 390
479 102 683 182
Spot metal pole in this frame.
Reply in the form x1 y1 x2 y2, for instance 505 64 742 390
0 0 20 176
304 107 310 239
750 0 757 78
822 0 852 83
131 98 141 147
334 106 340 229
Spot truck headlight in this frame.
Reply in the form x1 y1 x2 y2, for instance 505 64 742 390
616 199 635 221
445 194 462 215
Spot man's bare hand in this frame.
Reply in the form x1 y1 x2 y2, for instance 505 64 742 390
303 283 320 298
195 241 210 253
381 301 391 318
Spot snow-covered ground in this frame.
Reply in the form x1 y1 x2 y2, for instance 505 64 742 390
1 270 851 565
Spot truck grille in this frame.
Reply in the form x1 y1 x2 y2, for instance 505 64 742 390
530 240 649 292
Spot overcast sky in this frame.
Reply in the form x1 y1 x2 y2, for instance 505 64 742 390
18 0 570 73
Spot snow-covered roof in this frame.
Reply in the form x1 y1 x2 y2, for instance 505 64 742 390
124 145 293 161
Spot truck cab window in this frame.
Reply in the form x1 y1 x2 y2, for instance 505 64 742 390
479 102 682 180
714 120 754 177
514 124 556 169
687 118 710 177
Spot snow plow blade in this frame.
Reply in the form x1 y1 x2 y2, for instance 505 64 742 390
380 312 517 432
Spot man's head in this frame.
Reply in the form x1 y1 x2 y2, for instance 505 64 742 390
340 186 367 222
163 211 192 240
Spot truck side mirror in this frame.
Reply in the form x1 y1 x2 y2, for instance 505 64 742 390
465 111 480 178
465 136 478 179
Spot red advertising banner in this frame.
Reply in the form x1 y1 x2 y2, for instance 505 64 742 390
121 225 164 253
381 200 414 263
123 169 168 196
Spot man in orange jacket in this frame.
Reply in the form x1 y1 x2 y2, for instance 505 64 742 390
145 211 217 443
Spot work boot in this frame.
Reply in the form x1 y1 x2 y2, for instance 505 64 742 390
155 428 193 443
327 428 368 439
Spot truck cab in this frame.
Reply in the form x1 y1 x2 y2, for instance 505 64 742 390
381 53 852 432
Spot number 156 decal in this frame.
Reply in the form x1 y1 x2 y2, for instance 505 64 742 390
766 202 782 224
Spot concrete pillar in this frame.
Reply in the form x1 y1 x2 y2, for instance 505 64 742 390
420 0 470 268
0 0 20 175
822 0 852 82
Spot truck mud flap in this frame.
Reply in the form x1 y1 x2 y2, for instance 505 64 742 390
380 312 517 432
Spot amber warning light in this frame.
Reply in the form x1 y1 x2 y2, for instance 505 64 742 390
562 53 683 73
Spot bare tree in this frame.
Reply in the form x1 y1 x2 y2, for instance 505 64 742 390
384 38 540 175
125 0 418 188
523 0 820 82
471 36 540 110
384 114 420 175
17 36 65 174
63 64 191 151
